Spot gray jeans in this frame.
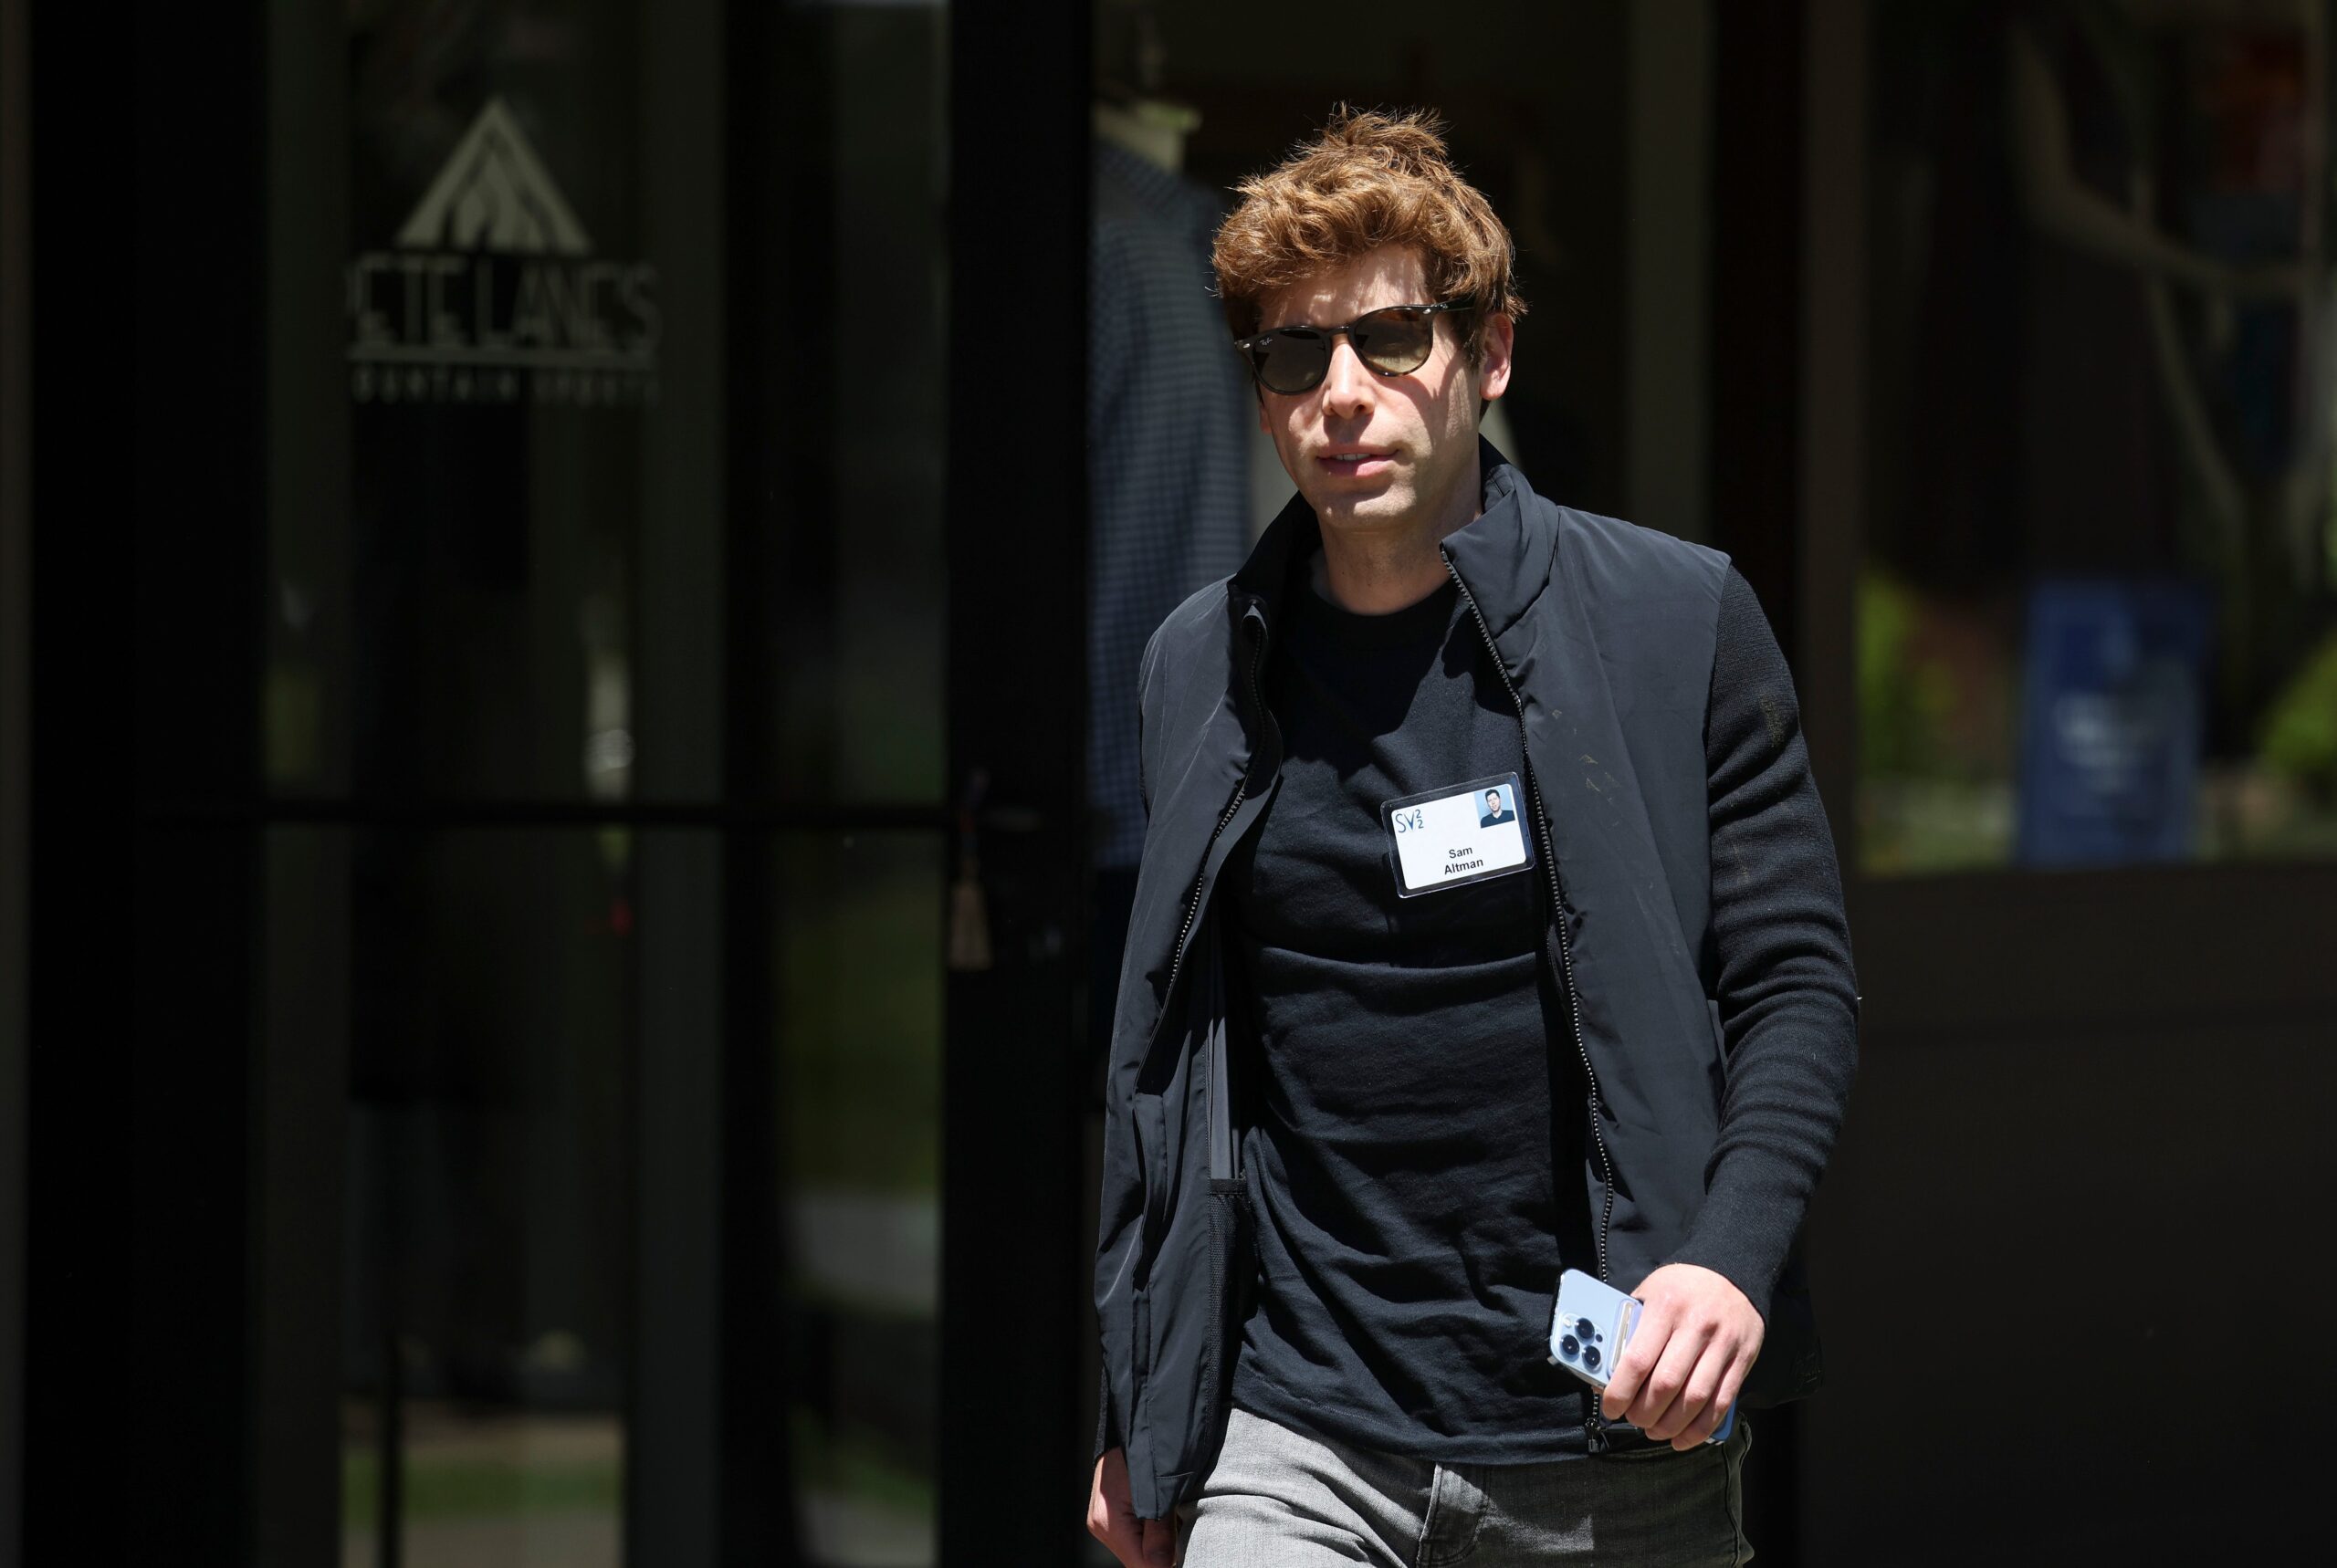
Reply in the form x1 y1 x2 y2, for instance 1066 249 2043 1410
1173 1405 1753 1567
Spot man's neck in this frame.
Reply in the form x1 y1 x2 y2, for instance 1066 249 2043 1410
1309 451 1483 614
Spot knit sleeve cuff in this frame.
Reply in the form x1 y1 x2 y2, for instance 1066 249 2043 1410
1664 1170 1801 1322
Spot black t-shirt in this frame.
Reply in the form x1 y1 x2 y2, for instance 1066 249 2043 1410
1225 560 1597 1463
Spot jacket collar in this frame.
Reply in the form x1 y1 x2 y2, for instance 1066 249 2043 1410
1439 436 1559 641
1229 434 1556 641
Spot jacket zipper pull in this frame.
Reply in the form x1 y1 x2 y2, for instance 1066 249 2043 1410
1584 1409 1610 1455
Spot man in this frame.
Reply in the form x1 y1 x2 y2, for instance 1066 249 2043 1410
1480 787 1515 827
1087 108 1856 1567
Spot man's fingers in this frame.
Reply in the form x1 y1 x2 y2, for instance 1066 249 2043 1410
1628 1315 1713 1437
1664 1348 1732 1448
1087 1451 1152 1568
1693 1346 1759 1448
1653 1350 1724 1445
1088 1511 1155 1568
1597 1265 1766 1445
1714 1346 1754 1416
1083 1449 1178 1568
1096 1521 1146 1568
1599 1300 1672 1420
1094 1513 1144 1568
1669 1341 1757 1450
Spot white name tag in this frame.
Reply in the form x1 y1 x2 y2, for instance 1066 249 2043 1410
1380 772 1535 897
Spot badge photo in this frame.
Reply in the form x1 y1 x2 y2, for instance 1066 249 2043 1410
1379 772 1535 897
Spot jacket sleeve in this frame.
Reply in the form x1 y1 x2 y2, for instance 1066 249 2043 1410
1095 1385 1118 1465
1668 567 1860 1315
1094 622 1166 1464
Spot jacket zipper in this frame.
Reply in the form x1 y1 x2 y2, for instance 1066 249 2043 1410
1443 557 1619 1453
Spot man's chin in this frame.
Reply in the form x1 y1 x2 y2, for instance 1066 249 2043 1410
1305 483 1411 533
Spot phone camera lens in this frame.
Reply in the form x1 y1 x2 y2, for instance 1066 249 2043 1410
1559 1334 1580 1359
1576 1318 1598 1341
1582 1345 1601 1370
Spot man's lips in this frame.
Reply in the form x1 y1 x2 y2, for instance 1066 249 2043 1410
1315 448 1396 476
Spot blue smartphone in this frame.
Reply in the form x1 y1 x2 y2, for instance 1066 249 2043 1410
1546 1269 1736 1446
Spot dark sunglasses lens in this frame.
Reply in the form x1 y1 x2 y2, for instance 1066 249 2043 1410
1256 331 1328 394
1354 309 1436 374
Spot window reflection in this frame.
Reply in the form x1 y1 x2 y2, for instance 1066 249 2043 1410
1864 0 2337 873
341 1403 624 1568
778 831 943 1566
336 828 633 1568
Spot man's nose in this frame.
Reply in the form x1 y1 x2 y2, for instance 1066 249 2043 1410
1319 335 1375 415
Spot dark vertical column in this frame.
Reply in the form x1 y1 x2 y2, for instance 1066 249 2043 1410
718 3 823 1562
635 1 729 1562
22 3 268 1562
1793 0 1866 837
125 0 269 1555
941 1 1091 1562
1710 0 1807 664
1707 3 1807 1563
249 5 351 1563
0 0 28 1552
18 10 130 1552
633 1 728 1563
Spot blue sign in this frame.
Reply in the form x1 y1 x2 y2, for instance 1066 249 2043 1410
2016 580 2213 867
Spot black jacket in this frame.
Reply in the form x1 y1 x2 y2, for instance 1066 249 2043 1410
1094 443 1858 1520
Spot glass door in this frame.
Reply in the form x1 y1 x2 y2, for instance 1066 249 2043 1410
254 1 984 1563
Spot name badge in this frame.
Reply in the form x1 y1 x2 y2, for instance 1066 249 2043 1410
1379 772 1534 897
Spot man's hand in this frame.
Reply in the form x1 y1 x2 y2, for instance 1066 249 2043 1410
1600 1263 1763 1451
1088 1448 1177 1567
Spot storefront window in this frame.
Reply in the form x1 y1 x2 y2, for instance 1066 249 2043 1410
753 5 952 1552
776 831 944 1564
1862 0 2337 873
274 0 953 1562
335 826 634 1568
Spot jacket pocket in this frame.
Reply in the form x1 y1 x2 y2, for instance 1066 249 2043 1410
1194 1176 1253 1448
1133 1289 1152 1381
1136 1095 1170 1258
1143 1174 1254 1513
1121 1287 1155 1495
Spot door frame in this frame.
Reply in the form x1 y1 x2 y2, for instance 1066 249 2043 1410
938 2 1095 1563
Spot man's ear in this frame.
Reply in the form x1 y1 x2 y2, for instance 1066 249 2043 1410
1476 312 1516 403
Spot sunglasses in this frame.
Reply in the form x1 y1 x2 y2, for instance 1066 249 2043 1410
1233 300 1473 395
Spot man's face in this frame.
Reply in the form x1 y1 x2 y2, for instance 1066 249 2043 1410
1251 244 1514 540
1487 791 1503 813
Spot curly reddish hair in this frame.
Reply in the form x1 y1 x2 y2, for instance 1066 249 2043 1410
1210 105 1525 361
